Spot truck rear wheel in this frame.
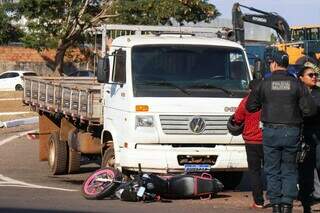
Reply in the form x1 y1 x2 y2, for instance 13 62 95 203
48 133 68 175
68 148 80 174
101 146 115 168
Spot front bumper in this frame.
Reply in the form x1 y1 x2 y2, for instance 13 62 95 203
117 144 247 173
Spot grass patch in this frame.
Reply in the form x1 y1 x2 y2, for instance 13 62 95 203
0 91 23 99
0 91 37 121
0 100 29 112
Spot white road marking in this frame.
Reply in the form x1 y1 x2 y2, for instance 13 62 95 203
0 131 31 146
0 131 78 192
0 175 77 192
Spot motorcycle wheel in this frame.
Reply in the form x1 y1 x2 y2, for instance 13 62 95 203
81 167 122 200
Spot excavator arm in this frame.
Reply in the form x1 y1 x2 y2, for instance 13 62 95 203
232 3 291 45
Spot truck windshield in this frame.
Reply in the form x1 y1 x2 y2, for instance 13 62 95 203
132 45 250 97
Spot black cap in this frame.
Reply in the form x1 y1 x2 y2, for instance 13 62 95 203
266 48 289 68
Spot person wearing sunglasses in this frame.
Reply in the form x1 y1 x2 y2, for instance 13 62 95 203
298 61 320 213
246 49 317 213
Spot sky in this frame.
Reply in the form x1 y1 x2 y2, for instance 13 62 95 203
209 0 320 26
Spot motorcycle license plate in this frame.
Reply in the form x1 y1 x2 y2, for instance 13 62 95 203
184 164 210 172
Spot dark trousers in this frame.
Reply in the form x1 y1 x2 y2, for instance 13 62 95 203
298 127 320 206
310 128 320 178
245 143 264 205
263 126 300 205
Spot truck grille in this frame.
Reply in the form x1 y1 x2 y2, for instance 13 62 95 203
159 115 229 135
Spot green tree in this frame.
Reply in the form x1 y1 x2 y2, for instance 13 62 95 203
0 4 24 44
111 0 220 25
16 0 219 76
17 0 116 76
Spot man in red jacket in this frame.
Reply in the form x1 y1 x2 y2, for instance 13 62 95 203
234 79 264 208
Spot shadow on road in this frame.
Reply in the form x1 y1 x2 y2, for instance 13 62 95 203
77 166 100 174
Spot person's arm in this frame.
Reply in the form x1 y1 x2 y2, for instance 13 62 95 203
298 82 317 117
246 82 262 112
234 98 246 124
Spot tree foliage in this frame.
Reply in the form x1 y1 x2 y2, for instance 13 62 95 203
17 0 115 76
15 0 220 76
0 4 24 45
111 0 220 25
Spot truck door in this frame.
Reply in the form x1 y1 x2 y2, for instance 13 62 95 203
103 48 130 146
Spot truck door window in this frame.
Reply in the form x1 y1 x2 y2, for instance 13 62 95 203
112 49 126 83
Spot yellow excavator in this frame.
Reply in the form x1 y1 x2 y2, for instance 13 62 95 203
232 3 320 65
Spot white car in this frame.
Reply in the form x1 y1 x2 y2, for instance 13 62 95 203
0 70 37 91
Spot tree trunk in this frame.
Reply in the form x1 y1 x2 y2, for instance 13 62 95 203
53 40 73 76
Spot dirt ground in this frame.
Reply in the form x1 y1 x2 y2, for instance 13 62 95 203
0 91 37 121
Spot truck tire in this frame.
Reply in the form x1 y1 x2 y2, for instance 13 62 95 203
48 133 68 175
214 171 243 190
68 148 80 174
101 146 115 168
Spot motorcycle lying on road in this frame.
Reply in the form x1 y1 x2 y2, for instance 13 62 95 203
81 166 224 201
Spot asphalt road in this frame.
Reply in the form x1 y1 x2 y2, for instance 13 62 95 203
0 124 314 213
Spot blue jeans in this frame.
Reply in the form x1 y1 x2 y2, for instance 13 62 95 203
263 126 300 205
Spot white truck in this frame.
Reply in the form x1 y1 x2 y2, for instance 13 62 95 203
23 25 252 187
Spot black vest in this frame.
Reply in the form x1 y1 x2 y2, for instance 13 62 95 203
246 70 317 125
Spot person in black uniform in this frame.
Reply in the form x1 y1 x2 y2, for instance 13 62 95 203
298 61 320 213
246 49 317 213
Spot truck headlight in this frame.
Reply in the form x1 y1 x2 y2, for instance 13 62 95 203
135 115 154 128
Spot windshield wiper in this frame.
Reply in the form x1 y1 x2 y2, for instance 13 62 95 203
137 80 191 95
187 83 234 97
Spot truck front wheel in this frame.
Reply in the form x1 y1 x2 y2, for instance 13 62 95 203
101 146 115 168
48 133 68 175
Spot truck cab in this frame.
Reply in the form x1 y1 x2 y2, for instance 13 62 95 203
98 34 252 174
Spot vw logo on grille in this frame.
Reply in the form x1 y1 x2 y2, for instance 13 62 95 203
189 117 206 134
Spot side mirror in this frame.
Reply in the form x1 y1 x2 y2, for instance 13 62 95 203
97 56 110 83
253 58 263 79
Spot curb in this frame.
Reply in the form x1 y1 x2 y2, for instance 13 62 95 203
0 116 38 128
